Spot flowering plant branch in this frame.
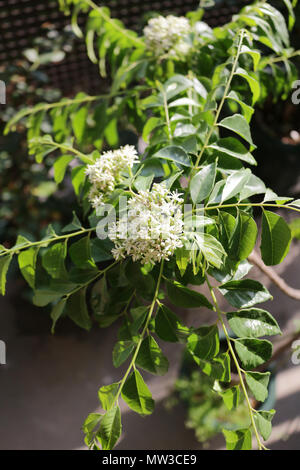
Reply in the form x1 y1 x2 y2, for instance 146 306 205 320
1 0 300 450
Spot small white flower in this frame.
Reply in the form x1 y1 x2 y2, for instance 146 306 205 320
109 183 185 265
144 15 192 57
85 145 139 210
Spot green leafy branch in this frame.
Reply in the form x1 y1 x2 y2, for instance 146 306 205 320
0 225 96 259
85 261 165 450
206 276 268 451
83 0 144 47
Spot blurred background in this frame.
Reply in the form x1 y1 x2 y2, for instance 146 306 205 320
0 0 299 450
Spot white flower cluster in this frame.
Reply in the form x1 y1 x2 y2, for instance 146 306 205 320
109 183 185 265
143 15 192 57
85 145 139 210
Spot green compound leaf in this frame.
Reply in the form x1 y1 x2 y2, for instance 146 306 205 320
219 279 273 308
136 335 169 376
245 371 271 402
98 383 120 411
221 385 240 411
190 162 216 204
222 428 252 450
166 280 213 309
121 369 155 416
65 287 92 331
227 308 281 338
254 409 276 441
187 325 220 360
260 210 292 266
97 406 122 450
235 338 273 369
155 304 189 343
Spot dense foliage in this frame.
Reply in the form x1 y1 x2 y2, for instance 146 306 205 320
0 25 75 244
1 0 300 450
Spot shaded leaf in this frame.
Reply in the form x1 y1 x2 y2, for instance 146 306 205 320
113 341 135 368
187 325 219 360
166 280 213 309
155 304 189 343
136 336 169 375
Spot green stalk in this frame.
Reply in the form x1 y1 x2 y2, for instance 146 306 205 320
193 30 245 172
65 261 119 299
191 202 300 216
0 226 97 258
113 260 165 404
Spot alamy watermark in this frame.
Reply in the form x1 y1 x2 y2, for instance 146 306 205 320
291 340 300 365
95 199 206 248
0 340 6 365
0 80 6 105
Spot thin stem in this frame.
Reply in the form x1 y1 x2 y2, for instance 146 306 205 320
193 30 245 172
39 140 94 164
205 275 267 450
65 261 118 299
0 226 97 257
265 50 300 65
113 260 165 404
5 87 150 134
193 202 300 216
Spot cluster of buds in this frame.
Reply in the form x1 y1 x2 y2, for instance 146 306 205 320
85 145 139 210
143 15 192 57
